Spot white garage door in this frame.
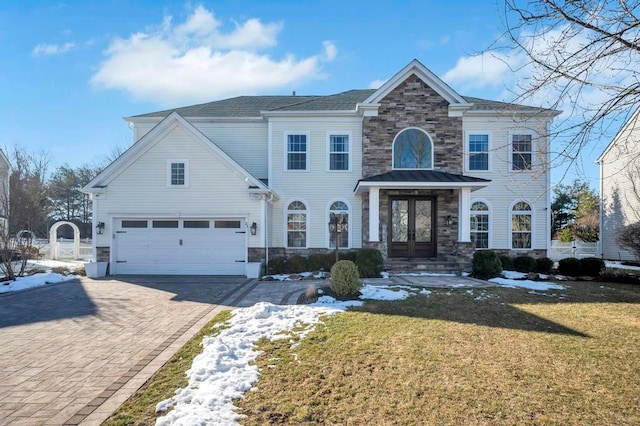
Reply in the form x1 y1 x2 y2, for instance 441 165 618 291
113 218 247 275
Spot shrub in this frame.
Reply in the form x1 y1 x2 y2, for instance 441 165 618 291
268 257 287 275
286 255 308 273
322 253 338 271
355 248 384 278
558 257 581 276
339 251 358 262
330 260 362 296
512 255 537 273
51 266 70 275
499 255 514 270
472 250 502 279
580 257 605 277
616 222 640 260
306 253 326 272
535 257 554 274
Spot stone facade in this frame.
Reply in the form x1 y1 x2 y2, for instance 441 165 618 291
362 188 461 259
362 74 464 177
96 246 110 263
361 74 467 268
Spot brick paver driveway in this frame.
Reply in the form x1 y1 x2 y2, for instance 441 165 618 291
0 275 254 425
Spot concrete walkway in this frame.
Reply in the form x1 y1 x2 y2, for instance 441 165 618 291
0 273 485 425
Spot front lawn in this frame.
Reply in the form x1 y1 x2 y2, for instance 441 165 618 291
107 281 640 425
240 282 640 425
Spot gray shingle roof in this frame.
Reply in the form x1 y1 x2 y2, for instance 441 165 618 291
358 170 491 184
131 91 555 119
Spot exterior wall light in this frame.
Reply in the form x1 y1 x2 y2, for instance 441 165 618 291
96 222 105 235
446 215 453 226
250 222 257 236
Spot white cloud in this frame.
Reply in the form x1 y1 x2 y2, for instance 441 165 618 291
91 6 336 106
442 51 525 92
368 79 386 89
32 42 76 57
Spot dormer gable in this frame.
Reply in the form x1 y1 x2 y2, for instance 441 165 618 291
357 59 473 118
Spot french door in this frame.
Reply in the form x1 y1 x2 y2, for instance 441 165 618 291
388 197 436 258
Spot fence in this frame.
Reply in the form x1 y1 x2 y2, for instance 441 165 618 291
550 240 600 260
36 238 93 260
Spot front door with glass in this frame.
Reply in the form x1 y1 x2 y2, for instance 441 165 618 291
388 197 437 258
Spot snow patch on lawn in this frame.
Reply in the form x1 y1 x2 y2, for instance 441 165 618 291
605 260 640 271
1 259 83 294
489 277 565 291
501 270 528 279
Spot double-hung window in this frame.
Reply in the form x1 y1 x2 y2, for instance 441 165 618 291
167 160 188 187
328 134 349 171
468 134 489 171
286 201 307 248
511 134 532 170
286 134 308 171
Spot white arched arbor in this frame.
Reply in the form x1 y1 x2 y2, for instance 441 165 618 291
49 221 81 260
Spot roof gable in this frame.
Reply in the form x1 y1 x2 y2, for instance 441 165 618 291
362 59 471 109
597 107 640 163
83 112 270 193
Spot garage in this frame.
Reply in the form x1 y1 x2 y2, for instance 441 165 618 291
112 218 247 275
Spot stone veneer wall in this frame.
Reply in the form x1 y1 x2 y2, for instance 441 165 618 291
360 74 466 264
362 74 464 177
362 189 461 259
96 246 110 263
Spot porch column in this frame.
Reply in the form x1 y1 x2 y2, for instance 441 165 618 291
458 187 471 242
369 187 380 242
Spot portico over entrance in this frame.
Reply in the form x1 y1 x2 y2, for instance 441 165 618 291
355 170 490 260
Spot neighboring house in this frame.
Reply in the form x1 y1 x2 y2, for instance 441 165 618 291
0 149 10 232
597 108 640 261
83 59 559 276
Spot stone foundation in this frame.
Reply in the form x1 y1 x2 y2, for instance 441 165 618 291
489 249 548 259
96 246 110 263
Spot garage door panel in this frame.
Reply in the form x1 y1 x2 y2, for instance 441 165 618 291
114 218 246 275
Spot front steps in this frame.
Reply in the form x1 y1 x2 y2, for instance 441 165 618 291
384 256 469 275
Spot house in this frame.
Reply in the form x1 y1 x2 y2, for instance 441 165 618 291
83 59 559 276
597 108 640 261
0 149 10 232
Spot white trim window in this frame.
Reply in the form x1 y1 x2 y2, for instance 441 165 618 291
167 160 189 187
328 201 349 249
393 127 434 169
286 200 308 248
470 201 489 248
468 134 489 171
511 134 533 171
328 133 350 171
286 133 309 171
511 201 532 249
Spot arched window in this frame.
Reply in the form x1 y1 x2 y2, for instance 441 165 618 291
287 201 307 248
393 128 433 169
470 201 489 249
511 201 532 249
328 201 349 249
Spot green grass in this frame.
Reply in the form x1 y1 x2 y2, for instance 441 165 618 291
105 282 640 425
103 310 232 426
238 282 640 425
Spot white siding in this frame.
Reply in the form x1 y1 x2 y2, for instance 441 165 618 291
269 116 363 249
133 119 268 179
600 115 640 260
463 116 551 251
94 124 262 250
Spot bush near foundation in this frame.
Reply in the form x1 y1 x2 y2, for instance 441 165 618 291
330 260 362 296
558 258 581 276
513 255 537 273
580 257 605 277
286 255 308 273
472 250 502 279
355 248 384 278
499 255 514 270
535 257 554 274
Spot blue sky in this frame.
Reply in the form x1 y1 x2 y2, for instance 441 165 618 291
0 1 608 187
